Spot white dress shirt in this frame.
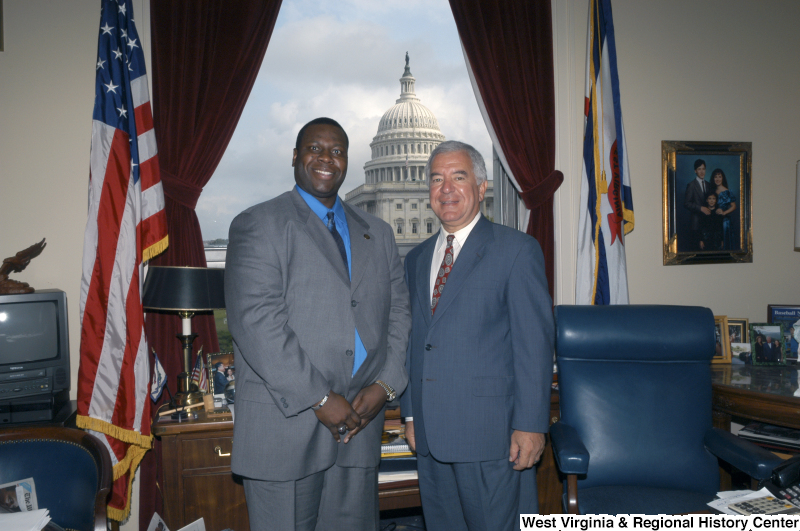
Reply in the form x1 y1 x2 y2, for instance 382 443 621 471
429 212 482 302
696 176 706 195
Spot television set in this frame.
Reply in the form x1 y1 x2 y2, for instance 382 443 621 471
0 289 70 423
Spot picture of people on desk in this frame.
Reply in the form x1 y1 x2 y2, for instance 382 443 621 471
207 352 235 396
750 324 787 365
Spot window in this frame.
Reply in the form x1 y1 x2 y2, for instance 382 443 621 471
412 223 418 234
427 222 433 234
411 203 417 210
396 224 403 234
426 203 431 209
396 203 402 210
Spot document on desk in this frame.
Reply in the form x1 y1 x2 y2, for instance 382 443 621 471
0 478 39 512
0 508 51 531
709 487 789 514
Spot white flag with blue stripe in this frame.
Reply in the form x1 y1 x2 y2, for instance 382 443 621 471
575 0 634 305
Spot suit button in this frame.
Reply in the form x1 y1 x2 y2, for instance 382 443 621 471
351 300 358 307
425 344 432 351
281 398 288 408
346 350 353 356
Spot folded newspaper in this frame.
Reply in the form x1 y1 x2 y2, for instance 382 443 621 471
0 478 38 513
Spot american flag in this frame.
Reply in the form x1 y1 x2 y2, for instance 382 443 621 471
191 349 209 393
77 0 168 522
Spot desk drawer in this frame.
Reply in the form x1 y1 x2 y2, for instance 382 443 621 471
181 436 233 470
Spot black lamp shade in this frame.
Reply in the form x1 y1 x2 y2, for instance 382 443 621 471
142 266 225 311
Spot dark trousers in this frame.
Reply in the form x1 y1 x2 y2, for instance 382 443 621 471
417 452 538 531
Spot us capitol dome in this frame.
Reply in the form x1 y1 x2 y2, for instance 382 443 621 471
345 54 493 259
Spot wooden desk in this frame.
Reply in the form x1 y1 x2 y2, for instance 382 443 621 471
711 365 800 488
155 408 492 530
711 365 800 430
152 411 248 531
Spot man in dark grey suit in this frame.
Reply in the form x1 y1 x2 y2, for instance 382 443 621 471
684 158 711 250
400 141 554 530
225 117 411 530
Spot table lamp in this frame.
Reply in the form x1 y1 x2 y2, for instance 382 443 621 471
142 266 225 411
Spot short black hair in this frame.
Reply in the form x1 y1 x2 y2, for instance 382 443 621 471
295 117 349 152
693 159 706 170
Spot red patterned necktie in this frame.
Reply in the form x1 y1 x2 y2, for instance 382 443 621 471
431 234 455 314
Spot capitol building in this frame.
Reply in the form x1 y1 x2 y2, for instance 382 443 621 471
345 55 493 258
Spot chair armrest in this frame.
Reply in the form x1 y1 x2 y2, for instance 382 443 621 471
550 421 589 475
705 427 784 480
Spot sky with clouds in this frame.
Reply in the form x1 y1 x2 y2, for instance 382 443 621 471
196 0 492 241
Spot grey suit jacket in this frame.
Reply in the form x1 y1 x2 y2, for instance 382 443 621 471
225 189 411 481
399 216 554 463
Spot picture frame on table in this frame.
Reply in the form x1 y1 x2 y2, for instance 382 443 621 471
727 317 751 364
749 323 786 365
713 316 731 364
661 141 752 265
207 351 235 396
727 318 749 343
767 305 800 362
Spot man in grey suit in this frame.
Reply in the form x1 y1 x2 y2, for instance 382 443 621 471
400 141 554 530
684 158 711 250
225 117 411 530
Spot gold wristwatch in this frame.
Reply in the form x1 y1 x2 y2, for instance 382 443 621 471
375 380 396 401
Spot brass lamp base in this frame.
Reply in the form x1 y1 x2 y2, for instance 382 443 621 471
174 371 204 407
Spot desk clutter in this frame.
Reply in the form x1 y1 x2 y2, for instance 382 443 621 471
379 409 417 484
738 421 800 452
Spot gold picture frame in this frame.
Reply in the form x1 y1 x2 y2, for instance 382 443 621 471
713 316 732 364
727 317 750 344
207 352 234 396
662 141 752 265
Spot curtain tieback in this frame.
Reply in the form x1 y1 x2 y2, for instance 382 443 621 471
519 169 564 211
160 170 203 210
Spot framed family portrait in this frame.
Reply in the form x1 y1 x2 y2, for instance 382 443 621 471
749 323 786 365
207 352 235 396
713 316 731 364
767 305 800 361
662 141 752 265
727 318 749 344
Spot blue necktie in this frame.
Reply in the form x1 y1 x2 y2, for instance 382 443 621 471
326 212 349 275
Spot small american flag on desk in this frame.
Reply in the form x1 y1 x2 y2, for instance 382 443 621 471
77 0 168 522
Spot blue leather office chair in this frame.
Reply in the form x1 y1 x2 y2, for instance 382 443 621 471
550 305 783 515
0 426 112 531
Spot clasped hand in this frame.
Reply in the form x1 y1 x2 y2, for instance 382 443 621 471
313 384 387 443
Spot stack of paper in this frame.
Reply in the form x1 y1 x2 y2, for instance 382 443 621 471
0 508 51 531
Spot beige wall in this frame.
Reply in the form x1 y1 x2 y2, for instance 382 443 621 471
0 2 147 528
2 0 800 527
553 0 800 319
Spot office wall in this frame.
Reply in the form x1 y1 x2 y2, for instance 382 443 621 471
0 2 148 528
552 0 800 319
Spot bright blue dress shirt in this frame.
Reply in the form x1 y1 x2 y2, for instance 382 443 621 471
296 186 367 376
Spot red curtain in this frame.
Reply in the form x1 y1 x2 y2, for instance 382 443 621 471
140 2 282 528
449 0 563 299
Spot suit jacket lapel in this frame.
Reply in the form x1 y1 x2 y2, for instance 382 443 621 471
344 204 373 292
431 216 493 325
290 190 350 287
415 237 436 327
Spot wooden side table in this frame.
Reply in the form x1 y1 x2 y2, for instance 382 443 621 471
153 411 249 531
